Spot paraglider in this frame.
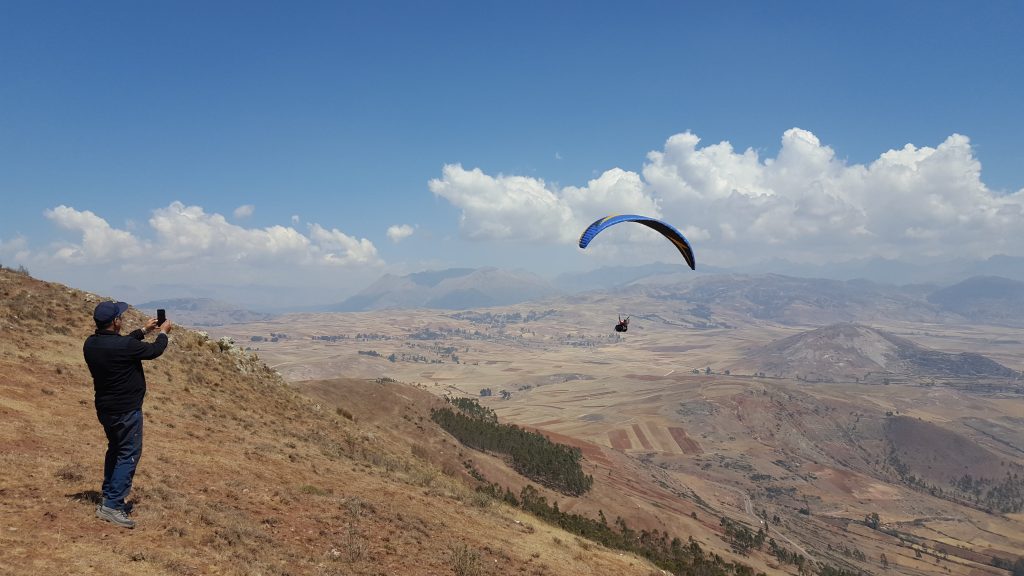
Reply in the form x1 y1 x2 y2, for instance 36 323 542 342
614 315 629 332
579 214 697 333
578 214 696 270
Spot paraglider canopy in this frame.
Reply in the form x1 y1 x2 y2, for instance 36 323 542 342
578 214 696 270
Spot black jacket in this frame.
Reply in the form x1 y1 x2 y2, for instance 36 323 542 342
84 329 168 415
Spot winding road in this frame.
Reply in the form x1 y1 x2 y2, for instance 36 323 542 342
707 480 817 563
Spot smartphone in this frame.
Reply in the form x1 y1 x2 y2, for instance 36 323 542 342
157 309 166 326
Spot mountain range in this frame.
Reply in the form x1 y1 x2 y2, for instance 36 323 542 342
330 267 562 311
927 275 1024 326
143 262 1024 330
136 297 276 326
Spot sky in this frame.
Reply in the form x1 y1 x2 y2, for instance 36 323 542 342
2 1 1022 308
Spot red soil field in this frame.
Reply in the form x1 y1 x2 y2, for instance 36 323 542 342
668 427 702 454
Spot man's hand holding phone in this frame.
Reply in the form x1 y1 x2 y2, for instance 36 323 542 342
152 309 172 334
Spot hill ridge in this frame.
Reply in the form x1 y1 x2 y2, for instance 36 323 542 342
740 322 1018 382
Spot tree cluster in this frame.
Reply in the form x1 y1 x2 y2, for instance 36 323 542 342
431 398 591 495
477 482 766 576
720 516 766 555
951 472 1024 513
888 445 1024 513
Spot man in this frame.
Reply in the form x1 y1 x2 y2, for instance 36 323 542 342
83 301 172 529
614 315 629 333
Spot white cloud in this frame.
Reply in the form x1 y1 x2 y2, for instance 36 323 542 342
233 204 255 219
44 205 145 262
0 235 31 265
428 164 659 245
432 129 1024 265
308 223 380 265
4 202 386 305
26 202 382 277
429 165 572 242
149 202 309 263
386 224 415 243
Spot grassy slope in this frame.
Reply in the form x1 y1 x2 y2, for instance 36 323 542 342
0 269 660 576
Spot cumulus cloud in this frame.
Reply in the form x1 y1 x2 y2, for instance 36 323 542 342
233 204 255 219
386 224 415 243
45 205 145 262
31 202 381 274
431 129 1024 265
0 235 30 264
308 223 380 265
428 164 659 245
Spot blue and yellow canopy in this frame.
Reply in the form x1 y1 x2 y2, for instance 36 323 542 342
578 214 696 270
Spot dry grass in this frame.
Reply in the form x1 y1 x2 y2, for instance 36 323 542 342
0 269 659 576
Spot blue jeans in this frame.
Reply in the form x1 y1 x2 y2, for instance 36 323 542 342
97 409 143 511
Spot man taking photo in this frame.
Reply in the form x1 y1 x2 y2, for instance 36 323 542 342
83 301 172 529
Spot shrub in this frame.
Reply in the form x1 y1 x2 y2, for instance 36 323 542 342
449 543 482 576
298 484 328 496
54 464 85 483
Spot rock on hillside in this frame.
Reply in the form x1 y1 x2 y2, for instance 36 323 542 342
0 268 655 576
740 322 1018 382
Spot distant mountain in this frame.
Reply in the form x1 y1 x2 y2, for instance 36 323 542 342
927 276 1024 326
732 254 1024 284
740 322 1018 382
554 262 728 293
960 255 1024 282
135 297 275 327
734 257 941 284
627 273 950 326
331 267 562 311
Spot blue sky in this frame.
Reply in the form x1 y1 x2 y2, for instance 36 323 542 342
2 1 1022 307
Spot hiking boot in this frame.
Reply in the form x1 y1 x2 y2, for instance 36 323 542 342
96 504 135 529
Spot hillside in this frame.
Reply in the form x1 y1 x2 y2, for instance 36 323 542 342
0 268 659 576
739 322 1018 382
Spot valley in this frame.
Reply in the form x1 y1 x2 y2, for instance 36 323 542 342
208 288 1024 575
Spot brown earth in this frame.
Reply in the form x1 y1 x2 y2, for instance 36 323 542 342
0 268 663 576
885 416 1009 484
667 428 702 455
201 281 1024 575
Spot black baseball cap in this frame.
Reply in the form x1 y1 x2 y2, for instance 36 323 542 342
93 301 130 325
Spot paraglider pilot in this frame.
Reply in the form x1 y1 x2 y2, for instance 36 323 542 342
615 315 629 333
